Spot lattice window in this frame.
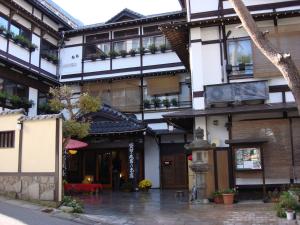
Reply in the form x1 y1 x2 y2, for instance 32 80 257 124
0 131 15 148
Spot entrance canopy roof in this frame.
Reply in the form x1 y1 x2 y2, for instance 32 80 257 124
85 105 149 136
164 102 297 119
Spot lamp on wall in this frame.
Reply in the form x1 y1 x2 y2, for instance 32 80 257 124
16 122 22 131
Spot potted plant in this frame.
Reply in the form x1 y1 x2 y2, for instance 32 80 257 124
148 44 157 54
120 50 127 58
143 99 151 109
213 191 223 204
9 95 22 108
0 25 6 34
238 63 245 71
222 188 236 205
138 179 152 192
171 98 178 107
139 47 145 55
129 49 136 57
160 44 167 53
162 99 170 108
109 50 119 59
100 52 107 60
121 181 133 192
151 98 161 108
6 30 14 39
275 191 298 220
0 91 8 105
29 43 38 52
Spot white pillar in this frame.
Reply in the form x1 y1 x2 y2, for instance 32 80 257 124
144 136 160 188
28 87 38 116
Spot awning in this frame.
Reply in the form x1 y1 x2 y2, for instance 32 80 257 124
164 102 297 119
66 139 88 150
225 138 269 145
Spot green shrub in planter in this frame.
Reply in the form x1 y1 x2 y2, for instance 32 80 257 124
275 191 298 218
160 44 167 53
100 52 107 60
120 50 127 58
143 99 151 109
9 95 22 108
149 44 157 54
121 181 133 192
129 49 136 57
162 99 170 108
139 47 145 55
171 98 178 107
0 91 8 102
151 98 161 108
109 50 119 59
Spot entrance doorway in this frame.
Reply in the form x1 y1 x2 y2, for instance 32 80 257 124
161 144 188 189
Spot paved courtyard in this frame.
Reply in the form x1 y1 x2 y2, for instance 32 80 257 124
77 190 298 225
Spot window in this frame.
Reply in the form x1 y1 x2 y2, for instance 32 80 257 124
143 35 170 50
235 147 262 170
86 33 109 43
84 42 110 59
227 38 253 76
10 22 31 39
143 25 160 35
41 39 58 59
0 16 8 30
114 28 139 39
1 79 28 100
113 38 139 52
0 131 15 148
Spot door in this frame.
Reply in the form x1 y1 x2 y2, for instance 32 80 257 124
161 144 188 189
96 152 112 188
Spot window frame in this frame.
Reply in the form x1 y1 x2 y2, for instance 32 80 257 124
227 37 254 78
0 131 15 149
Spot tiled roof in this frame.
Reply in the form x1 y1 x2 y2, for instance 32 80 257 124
19 113 63 121
88 105 147 135
31 0 83 28
0 109 25 116
66 10 186 35
106 8 144 24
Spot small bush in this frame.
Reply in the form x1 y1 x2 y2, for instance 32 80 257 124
61 196 84 213
275 191 298 218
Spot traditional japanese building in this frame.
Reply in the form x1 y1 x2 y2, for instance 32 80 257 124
0 0 299 198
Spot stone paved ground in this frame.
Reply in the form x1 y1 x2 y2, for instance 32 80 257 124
77 190 299 225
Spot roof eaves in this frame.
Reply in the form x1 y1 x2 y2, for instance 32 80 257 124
0 109 25 116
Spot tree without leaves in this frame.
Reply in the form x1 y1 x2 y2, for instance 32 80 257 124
228 0 300 114
49 85 100 148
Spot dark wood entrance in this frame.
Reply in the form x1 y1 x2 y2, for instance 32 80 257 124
160 144 188 189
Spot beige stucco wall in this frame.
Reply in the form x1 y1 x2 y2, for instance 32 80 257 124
0 114 20 172
22 119 57 173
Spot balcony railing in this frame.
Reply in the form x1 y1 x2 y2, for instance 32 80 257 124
205 81 269 107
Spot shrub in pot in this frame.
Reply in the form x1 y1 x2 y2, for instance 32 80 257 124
148 44 157 54
109 50 119 59
121 181 133 192
151 98 161 108
138 179 152 192
120 50 127 58
143 99 151 109
0 91 8 104
171 98 178 107
100 52 107 60
160 44 167 53
129 49 136 57
139 47 145 55
213 191 223 204
9 95 22 108
222 188 236 205
162 99 170 108
275 191 298 219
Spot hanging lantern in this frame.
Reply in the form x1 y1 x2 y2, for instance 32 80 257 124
68 149 78 155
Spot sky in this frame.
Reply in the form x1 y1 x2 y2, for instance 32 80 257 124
51 0 182 25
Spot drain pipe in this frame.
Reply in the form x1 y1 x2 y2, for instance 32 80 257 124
57 31 65 83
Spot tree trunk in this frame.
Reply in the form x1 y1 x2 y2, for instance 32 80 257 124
228 0 300 114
